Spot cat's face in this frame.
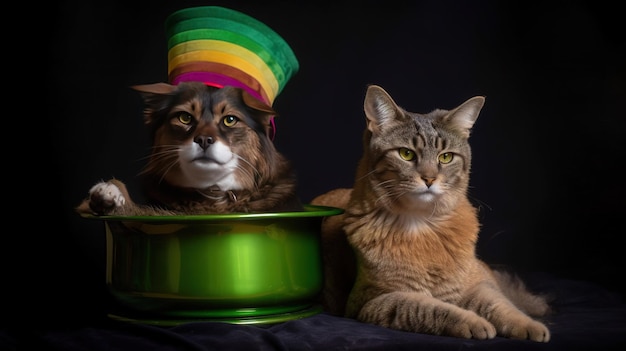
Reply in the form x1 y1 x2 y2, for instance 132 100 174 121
133 82 279 191
362 85 484 215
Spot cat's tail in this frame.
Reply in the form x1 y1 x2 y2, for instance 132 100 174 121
490 265 554 317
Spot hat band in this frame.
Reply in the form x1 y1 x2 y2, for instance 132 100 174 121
168 61 270 104
172 72 266 103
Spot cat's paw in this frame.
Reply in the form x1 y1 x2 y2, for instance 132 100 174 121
500 319 551 343
446 313 497 340
85 181 127 215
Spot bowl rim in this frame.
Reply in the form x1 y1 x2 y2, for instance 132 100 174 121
80 204 343 222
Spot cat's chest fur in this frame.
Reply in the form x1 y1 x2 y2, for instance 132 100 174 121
345 196 480 293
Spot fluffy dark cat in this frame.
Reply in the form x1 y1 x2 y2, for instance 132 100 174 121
76 82 302 216
312 85 551 342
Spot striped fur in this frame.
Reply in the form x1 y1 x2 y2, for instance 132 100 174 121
312 85 550 342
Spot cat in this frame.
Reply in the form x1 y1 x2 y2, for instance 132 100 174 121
311 85 551 342
76 82 302 216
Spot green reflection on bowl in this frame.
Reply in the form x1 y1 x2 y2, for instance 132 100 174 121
86 204 343 322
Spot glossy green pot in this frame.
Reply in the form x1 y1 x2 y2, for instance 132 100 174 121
87 204 342 325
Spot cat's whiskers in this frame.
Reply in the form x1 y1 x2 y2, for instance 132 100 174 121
234 154 261 187
157 157 183 184
466 188 492 212
134 147 158 163
426 196 440 220
138 145 181 183
373 179 404 207
356 169 378 182
138 145 180 162
136 145 180 162
196 190 227 201
373 178 446 222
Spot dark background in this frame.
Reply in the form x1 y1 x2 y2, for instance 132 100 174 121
25 0 625 323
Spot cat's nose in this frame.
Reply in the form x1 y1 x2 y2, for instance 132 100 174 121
194 135 215 149
422 177 436 187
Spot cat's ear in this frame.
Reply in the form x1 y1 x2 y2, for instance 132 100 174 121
131 83 178 124
363 85 404 134
131 83 177 95
442 96 485 138
241 89 276 115
240 89 277 136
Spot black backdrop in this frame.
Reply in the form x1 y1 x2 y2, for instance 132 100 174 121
28 0 625 324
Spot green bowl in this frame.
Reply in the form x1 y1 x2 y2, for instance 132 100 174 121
84 204 343 326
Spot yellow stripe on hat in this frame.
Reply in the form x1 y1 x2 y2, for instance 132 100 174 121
168 41 279 100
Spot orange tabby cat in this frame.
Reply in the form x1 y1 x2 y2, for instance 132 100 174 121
76 82 301 216
312 85 551 342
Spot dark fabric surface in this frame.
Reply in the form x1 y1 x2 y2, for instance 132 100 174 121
3 273 625 351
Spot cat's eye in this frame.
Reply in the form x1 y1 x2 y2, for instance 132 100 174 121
438 152 453 164
223 115 239 127
177 113 193 125
398 148 416 161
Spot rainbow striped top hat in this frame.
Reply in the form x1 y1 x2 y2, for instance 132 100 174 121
165 6 299 106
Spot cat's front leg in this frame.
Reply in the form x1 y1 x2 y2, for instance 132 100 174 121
461 282 551 342
355 292 497 340
76 179 131 215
